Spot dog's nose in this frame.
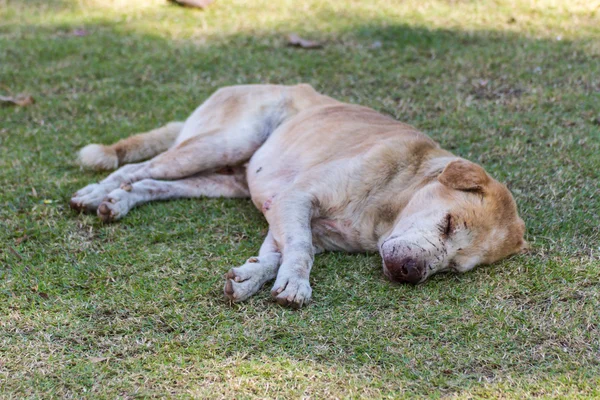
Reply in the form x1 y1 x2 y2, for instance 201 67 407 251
383 256 425 284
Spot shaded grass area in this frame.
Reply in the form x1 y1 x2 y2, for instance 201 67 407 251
1 0 599 397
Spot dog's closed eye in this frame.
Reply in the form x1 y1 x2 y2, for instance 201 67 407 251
441 213 453 238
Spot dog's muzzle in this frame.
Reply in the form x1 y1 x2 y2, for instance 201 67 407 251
381 240 426 284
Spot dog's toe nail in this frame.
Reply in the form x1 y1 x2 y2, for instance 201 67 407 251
248 257 259 263
275 296 288 306
224 279 233 296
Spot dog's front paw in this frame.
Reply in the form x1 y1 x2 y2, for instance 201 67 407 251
224 257 271 302
70 183 110 213
271 275 312 308
97 189 131 222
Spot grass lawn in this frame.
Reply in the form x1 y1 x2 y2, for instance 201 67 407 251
1 0 599 397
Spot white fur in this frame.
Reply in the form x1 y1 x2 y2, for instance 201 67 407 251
78 144 118 170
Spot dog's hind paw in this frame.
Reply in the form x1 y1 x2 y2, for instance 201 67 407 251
70 183 110 213
96 189 131 222
271 276 312 309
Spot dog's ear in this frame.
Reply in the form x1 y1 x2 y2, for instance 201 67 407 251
438 159 489 191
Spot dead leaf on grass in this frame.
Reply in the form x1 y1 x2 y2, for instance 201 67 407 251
72 29 89 37
15 234 28 245
0 94 35 107
89 356 109 363
168 0 213 9
8 246 23 260
287 34 323 49
30 286 48 298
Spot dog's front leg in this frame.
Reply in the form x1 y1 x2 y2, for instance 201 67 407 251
266 192 315 308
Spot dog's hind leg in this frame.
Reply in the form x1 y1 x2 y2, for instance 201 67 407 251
70 129 262 213
71 85 311 213
93 167 249 222
224 231 281 302
77 122 184 171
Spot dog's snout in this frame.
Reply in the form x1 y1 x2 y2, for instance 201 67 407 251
383 256 425 284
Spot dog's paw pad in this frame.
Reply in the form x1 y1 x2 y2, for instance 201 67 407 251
97 202 116 222
97 196 128 222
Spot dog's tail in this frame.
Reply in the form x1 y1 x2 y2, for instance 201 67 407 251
77 121 184 170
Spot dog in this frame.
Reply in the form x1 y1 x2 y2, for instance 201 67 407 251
70 84 527 308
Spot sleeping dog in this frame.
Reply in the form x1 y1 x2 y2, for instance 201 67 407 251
70 84 527 308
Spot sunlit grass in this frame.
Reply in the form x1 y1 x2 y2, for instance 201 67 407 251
3 0 600 39
1 0 599 397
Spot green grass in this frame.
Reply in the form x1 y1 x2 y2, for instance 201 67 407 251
1 0 599 397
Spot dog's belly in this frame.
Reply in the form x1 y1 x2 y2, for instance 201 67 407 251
246 170 366 253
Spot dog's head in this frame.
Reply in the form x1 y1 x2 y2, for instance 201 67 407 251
379 159 526 284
